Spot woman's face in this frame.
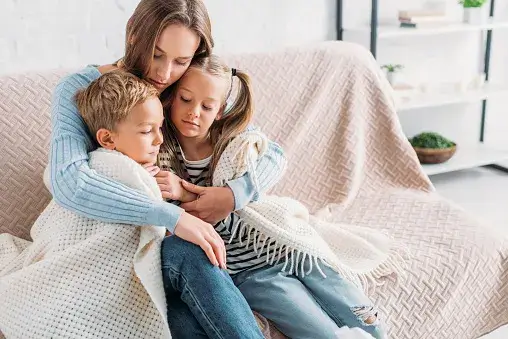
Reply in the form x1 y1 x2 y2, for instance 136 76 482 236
147 24 200 93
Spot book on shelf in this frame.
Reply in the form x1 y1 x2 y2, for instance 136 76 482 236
400 22 417 28
399 21 447 28
398 9 446 19
399 15 448 23
398 9 448 28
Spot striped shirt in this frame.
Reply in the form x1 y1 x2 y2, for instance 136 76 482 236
164 148 271 275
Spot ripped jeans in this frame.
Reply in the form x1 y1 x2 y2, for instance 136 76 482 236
232 262 386 339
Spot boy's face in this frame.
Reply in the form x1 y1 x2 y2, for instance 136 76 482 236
170 68 228 140
99 96 164 165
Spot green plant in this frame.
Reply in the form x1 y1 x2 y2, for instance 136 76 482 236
459 0 488 8
381 64 404 73
409 132 456 149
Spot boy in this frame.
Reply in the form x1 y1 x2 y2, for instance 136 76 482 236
75 69 195 203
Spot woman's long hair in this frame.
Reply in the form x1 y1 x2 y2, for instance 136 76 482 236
122 0 213 109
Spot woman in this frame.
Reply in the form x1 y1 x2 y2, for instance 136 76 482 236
49 0 285 337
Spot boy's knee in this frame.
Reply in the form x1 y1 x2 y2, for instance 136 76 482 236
161 235 207 267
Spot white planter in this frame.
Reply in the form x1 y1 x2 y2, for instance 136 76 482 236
386 72 399 85
463 7 488 25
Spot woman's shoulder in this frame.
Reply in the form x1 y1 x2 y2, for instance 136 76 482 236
55 65 102 95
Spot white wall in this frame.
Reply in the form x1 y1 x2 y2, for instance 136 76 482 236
0 0 336 74
1 0 507 151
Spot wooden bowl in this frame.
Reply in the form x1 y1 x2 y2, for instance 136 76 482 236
413 145 457 164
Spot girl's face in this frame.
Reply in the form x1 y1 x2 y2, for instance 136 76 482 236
170 68 229 141
147 24 200 93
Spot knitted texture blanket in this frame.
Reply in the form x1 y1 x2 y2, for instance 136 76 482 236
0 149 170 339
213 131 407 289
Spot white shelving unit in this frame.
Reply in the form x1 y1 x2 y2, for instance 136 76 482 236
337 1 508 176
346 19 508 39
422 144 508 176
395 83 508 111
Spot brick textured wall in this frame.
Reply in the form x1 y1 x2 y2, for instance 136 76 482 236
2 0 507 147
0 0 336 75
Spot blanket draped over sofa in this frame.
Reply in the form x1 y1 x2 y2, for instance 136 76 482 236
1 42 507 339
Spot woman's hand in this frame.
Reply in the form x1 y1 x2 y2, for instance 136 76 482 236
154 170 197 202
179 181 235 224
174 211 227 269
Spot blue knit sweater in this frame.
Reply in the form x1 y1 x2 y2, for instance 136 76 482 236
48 65 286 232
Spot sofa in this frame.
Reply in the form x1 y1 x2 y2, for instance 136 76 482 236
1 41 507 339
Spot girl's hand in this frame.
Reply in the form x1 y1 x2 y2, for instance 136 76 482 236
174 211 227 269
142 163 161 177
179 181 235 224
155 170 197 201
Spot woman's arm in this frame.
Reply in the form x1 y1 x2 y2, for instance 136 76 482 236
49 69 183 232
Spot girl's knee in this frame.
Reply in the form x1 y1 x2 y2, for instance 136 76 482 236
350 305 386 339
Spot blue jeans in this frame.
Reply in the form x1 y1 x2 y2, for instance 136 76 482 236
160 235 264 339
232 262 386 339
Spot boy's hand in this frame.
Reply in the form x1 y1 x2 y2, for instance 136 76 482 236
155 170 198 201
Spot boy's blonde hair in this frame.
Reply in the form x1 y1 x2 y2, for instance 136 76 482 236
75 70 159 138
161 54 254 182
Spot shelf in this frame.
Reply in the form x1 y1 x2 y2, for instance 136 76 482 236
423 145 508 176
395 84 508 111
346 19 508 39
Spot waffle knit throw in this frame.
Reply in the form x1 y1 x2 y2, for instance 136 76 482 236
0 149 171 339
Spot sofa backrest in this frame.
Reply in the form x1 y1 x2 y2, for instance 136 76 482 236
1 41 418 242
0 70 69 240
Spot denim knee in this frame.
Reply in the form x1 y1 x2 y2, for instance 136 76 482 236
161 235 208 269
349 305 387 339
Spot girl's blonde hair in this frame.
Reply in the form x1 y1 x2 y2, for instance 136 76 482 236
161 55 254 183
122 0 213 108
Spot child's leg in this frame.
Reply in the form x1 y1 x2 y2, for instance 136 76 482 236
299 264 386 339
164 287 207 338
161 236 264 339
232 264 344 339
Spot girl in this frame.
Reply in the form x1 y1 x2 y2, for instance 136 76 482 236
48 0 284 337
160 55 386 339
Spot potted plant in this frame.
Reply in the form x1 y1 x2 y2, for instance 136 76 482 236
459 0 489 24
381 64 404 86
409 132 457 164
